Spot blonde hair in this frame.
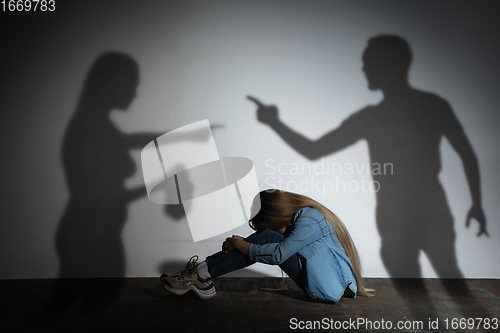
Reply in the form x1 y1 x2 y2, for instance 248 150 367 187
250 189 369 297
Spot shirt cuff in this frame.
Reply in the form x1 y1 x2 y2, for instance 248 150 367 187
248 243 257 261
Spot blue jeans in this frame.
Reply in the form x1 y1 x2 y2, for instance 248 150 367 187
205 230 307 289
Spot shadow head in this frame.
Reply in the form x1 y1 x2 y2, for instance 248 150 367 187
83 52 139 110
362 35 413 91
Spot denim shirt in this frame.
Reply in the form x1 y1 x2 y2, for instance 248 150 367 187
248 207 357 303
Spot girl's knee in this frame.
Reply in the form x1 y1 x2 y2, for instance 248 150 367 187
261 229 283 239
246 229 283 244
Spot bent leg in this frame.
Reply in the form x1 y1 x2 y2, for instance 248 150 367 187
206 230 302 281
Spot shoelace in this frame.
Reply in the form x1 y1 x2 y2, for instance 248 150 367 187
174 255 200 280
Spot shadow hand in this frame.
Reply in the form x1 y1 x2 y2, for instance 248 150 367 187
210 124 224 132
164 204 185 221
247 96 279 125
466 205 488 237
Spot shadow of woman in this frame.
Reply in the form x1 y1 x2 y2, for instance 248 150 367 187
42 52 168 318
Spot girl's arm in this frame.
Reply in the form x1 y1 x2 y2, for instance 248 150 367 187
223 209 322 263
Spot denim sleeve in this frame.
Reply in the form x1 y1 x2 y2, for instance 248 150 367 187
248 214 321 265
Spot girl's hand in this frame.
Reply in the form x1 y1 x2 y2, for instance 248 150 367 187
222 236 250 256
222 237 237 252
222 236 245 253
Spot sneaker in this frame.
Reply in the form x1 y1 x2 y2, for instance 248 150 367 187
160 255 216 300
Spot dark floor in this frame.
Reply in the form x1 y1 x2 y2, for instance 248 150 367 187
0 277 499 332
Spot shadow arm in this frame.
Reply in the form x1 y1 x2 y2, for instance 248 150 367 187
268 119 360 160
126 124 223 150
126 133 164 150
444 110 487 236
247 96 363 160
126 186 148 204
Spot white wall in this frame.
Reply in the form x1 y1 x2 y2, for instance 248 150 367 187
1 0 499 279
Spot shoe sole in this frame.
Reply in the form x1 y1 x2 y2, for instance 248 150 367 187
161 278 217 300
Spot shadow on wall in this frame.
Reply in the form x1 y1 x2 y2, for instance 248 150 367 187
41 52 223 318
42 52 184 317
249 35 488 319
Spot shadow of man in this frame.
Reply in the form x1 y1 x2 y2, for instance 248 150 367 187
249 35 487 319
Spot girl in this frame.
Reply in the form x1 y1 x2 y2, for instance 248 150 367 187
161 190 369 303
